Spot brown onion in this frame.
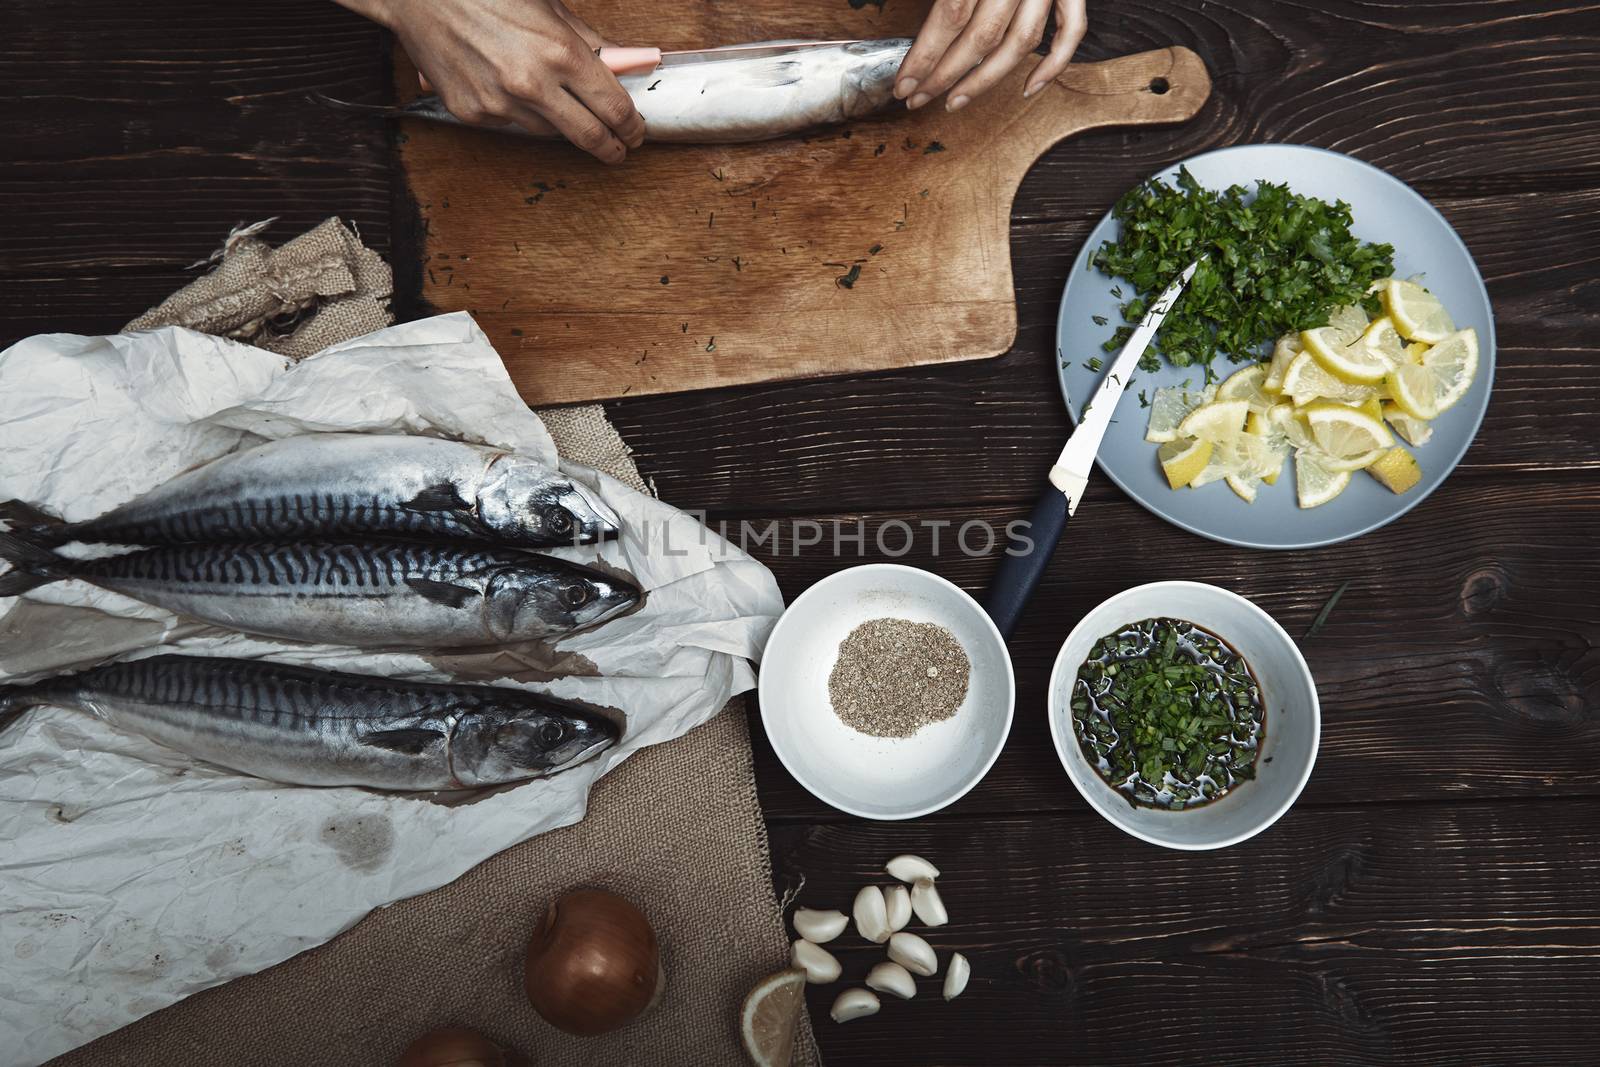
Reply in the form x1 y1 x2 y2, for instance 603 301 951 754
523 888 663 1036
397 1028 508 1067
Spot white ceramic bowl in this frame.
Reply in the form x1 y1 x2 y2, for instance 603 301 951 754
759 564 1015 820
1048 581 1319 850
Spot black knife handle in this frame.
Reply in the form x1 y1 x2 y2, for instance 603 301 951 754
982 490 1070 640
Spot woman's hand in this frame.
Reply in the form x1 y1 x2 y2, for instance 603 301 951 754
343 0 644 162
894 0 1088 112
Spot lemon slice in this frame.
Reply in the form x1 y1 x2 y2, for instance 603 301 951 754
741 969 807 1067
1159 436 1213 489
1263 333 1302 392
1402 341 1428 364
1360 317 1408 365
1383 278 1455 343
1387 327 1478 419
1295 450 1351 508
1215 363 1274 414
1281 351 1378 406
1247 410 1291 485
1327 303 1371 336
1304 401 1394 461
1382 401 1434 446
1366 446 1422 493
1144 384 1214 443
1226 473 1258 502
1178 399 1250 442
1302 325 1388 384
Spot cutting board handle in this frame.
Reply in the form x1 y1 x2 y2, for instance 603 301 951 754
1014 46 1211 161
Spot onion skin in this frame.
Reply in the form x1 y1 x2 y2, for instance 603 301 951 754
397 1028 509 1067
524 888 662 1036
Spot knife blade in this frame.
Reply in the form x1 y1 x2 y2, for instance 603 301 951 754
598 41 861 76
981 260 1200 639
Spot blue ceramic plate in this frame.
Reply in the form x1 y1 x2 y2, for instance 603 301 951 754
1056 144 1495 550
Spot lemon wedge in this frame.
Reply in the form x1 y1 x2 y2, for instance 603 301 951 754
1383 278 1455 343
1402 341 1428 364
1144 383 1215 443
1159 436 1213 489
1281 351 1378 406
1302 324 1389 384
1215 363 1274 414
1246 410 1291 485
1387 327 1478 419
1295 450 1351 508
1226 474 1258 502
741 969 806 1067
1366 446 1422 493
1304 401 1394 461
1382 401 1434 446
1328 303 1371 336
1178 398 1250 442
1263 333 1302 393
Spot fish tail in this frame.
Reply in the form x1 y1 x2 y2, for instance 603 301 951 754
0 530 69 596
0 680 51 731
0 499 67 548
306 91 418 120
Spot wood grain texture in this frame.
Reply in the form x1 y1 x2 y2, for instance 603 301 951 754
772 798 1600 1065
398 44 1208 403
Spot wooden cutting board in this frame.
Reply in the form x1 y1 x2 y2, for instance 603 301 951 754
396 10 1209 405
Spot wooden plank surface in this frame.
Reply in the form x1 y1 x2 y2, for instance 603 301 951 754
395 39 1209 404
2 0 1598 1064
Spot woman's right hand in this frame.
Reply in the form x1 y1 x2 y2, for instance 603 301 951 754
351 0 644 162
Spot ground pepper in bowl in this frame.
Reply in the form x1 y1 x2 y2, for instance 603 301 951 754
827 618 971 738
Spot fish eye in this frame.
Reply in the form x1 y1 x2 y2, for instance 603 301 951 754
560 580 592 608
540 721 566 746
544 505 573 534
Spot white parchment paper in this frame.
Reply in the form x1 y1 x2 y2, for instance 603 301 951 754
0 313 783 1067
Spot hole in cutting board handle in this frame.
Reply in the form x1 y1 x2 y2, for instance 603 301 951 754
1149 77 1171 95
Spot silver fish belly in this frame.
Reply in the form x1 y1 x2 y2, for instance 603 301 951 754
0 434 620 549
312 39 913 144
0 655 621 789
3 540 639 649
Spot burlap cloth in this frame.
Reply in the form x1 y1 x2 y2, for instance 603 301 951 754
45 219 819 1067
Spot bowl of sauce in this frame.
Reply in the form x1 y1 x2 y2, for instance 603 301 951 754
1048 582 1318 849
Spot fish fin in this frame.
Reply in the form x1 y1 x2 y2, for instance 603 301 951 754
358 727 445 755
0 683 49 730
741 59 805 88
0 500 67 547
401 482 472 513
404 577 479 609
0 530 67 596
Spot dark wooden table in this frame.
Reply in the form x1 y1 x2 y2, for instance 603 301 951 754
5 1 1598 1062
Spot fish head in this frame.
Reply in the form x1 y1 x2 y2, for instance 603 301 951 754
842 38 914 118
452 700 620 785
479 456 622 546
485 564 640 641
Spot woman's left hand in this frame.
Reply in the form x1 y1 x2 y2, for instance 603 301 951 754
894 0 1088 112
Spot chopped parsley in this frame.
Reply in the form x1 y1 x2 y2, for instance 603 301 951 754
1085 356 1104 372
1092 167 1395 373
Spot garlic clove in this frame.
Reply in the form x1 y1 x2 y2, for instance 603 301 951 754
830 987 881 1023
852 884 891 943
792 907 848 944
910 878 949 927
886 854 941 883
943 952 970 1001
790 939 842 984
884 884 911 932
887 931 938 977
865 961 917 1000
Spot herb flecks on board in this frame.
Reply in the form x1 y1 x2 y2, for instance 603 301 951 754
1092 168 1395 373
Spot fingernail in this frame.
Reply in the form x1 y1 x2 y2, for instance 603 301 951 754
1023 82 1041 98
947 94 969 112
895 77 918 100
907 92 930 110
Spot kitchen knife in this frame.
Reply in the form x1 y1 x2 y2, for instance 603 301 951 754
598 41 862 76
982 260 1200 639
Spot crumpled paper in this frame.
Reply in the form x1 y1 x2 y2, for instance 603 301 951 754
0 312 783 1067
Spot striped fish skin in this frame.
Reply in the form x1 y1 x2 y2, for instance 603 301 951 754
19 540 639 648
1 434 620 549
0 655 620 789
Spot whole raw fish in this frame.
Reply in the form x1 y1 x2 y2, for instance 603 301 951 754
312 39 914 144
0 535 638 648
0 655 619 789
0 433 620 550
